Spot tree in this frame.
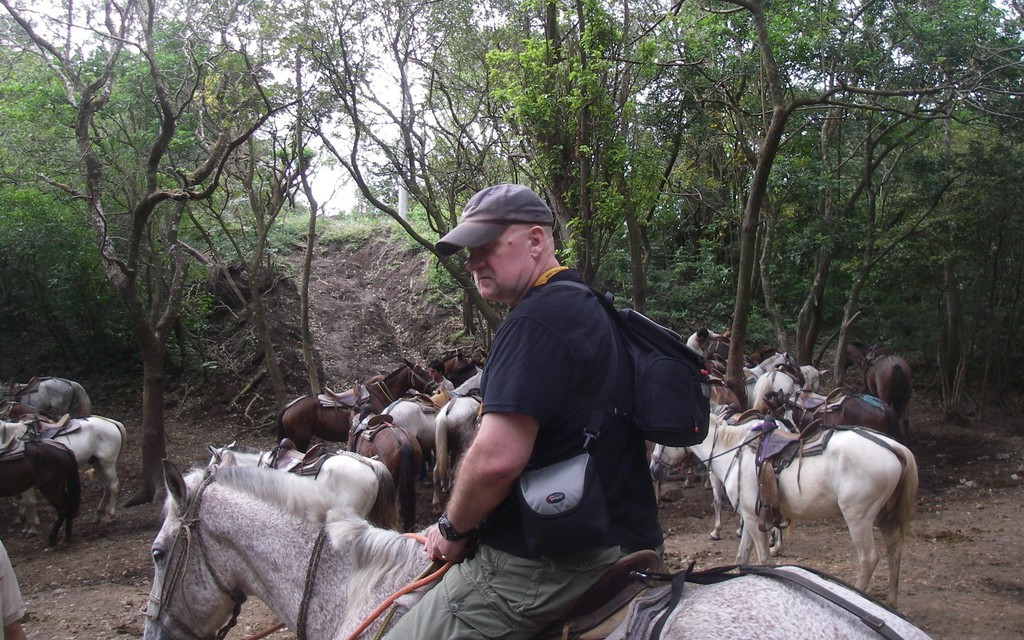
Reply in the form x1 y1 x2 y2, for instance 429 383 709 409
1 0 287 503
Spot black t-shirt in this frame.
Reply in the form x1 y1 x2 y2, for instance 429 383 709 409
478 270 663 556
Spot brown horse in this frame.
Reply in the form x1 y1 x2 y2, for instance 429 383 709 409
763 389 901 441
276 361 434 452
440 353 480 388
349 416 422 532
0 439 81 545
364 360 435 414
275 392 358 453
846 342 912 437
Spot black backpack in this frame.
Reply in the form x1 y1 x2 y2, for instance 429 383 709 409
552 282 712 447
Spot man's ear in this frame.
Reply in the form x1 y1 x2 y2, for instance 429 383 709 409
528 225 548 256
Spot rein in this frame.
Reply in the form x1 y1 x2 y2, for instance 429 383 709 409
344 533 452 640
147 472 248 640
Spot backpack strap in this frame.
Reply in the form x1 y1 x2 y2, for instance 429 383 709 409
546 280 622 450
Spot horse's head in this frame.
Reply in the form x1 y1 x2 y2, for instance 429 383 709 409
145 463 247 640
845 341 868 369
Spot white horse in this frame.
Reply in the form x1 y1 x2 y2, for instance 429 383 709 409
207 443 400 531
431 370 482 511
4 415 124 532
751 368 805 413
380 397 439 467
2 377 92 418
651 414 918 605
143 463 932 640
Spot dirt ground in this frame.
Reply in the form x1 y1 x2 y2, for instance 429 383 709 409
2 235 1023 639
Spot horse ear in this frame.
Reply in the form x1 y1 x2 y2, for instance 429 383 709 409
162 459 188 510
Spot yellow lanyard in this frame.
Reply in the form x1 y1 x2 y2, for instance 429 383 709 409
532 266 569 287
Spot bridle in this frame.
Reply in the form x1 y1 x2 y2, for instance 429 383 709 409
145 472 248 640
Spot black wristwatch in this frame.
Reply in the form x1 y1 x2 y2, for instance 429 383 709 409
437 514 475 541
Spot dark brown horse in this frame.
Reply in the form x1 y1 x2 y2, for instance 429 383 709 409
763 389 901 441
364 360 435 414
0 439 81 545
275 390 358 453
846 342 912 437
440 353 480 388
349 416 422 532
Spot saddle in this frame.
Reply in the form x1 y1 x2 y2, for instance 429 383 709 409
267 439 334 477
355 414 394 442
751 418 835 532
8 376 39 399
429 388 450 410
0 428 22 459
772 362 805 386
726 408 763 426
535 550 662 640
318 385 366 409
30 414 76 439
402 392 440 412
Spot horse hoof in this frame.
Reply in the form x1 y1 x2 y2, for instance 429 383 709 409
709 533 721 541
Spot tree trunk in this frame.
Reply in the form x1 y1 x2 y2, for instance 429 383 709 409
796 106 840 364
123 334 168 506
723 1 793 405
759 208 790 353
940 258 963 413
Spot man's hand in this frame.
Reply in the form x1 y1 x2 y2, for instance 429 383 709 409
423 524 471 563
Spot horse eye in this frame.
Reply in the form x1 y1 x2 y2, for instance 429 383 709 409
152 548 166 564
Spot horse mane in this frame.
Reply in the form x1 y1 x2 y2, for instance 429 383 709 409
225 443 263 454
709 414 758 449
182 466 347 524
175 465 425 600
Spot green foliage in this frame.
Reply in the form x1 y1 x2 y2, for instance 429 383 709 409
0 188 132 371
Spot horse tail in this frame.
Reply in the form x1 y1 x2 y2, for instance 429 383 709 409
889 363 911 434
397 441 418 532
274 403 289 441
68 381 92 416
60 445 83 522
876 443 918 602
367 459 401 531
110 418 128 463
433 411 450 512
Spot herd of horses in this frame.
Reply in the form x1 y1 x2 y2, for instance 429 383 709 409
8 339 932 638
1 377 125 546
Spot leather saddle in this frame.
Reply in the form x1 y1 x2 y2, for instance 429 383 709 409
535 550 662 640
267 439 334 477
318 385 366 409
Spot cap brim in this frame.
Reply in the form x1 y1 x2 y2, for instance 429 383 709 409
435 221 507 256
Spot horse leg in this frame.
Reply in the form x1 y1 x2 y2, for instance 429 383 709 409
94 460 119 524
735 514 766 565
708 473 724 540
844 514 881 594
432 416 449 513
19 490 40 536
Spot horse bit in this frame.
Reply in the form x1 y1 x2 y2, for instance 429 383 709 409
145 472 247 640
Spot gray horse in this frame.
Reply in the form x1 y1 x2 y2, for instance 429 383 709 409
3 377 92 418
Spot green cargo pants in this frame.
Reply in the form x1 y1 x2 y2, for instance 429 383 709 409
382 544 623 639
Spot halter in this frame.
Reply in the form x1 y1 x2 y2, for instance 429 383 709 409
145 472 248 640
